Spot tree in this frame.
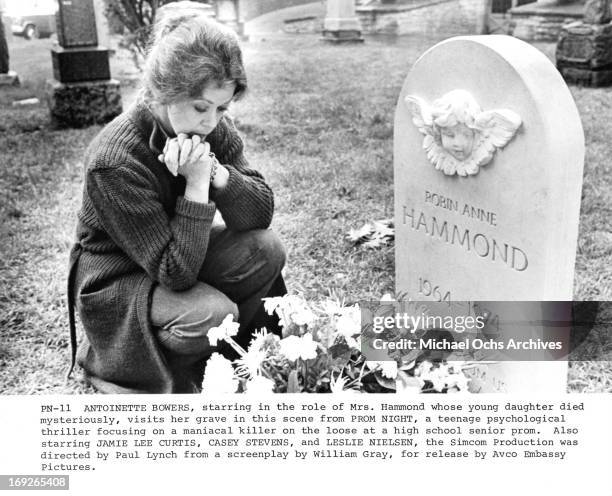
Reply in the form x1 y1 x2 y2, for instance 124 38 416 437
104 0 212 58
105 0 168 56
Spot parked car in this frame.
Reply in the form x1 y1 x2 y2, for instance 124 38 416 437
7 0 57 39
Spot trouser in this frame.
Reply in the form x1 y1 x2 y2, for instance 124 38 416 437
149 227 286 391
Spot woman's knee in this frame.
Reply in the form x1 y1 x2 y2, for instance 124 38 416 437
152 283 239 355
252 229 286 275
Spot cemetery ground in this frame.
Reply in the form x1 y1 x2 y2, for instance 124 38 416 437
0 33 610 394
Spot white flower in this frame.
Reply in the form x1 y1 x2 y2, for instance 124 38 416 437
263 295 316 327
291 309 317 327
245 375 275 395
413 361 471 392
201 353 238 394
235 347 266 379
335 304 361 337
447 361 466 374
249 328 270 352
415 360 434 374
396 378 423 394
446 371 471 392
366 360 398 379
207 314 240 346
279 334 318 361
319 299 344 316
263 296 284 317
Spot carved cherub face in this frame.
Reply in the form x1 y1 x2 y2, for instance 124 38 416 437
439 123 475 161
404 89 522 176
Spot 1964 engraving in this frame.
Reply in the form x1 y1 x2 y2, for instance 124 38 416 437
404 90 522 177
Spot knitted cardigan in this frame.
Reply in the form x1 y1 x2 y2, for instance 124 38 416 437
68 101 274 394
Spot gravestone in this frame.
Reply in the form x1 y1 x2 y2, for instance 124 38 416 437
322 0 364 43
0 1 19 85
394 35 584 392
556 0 612 86
510 0 584 42
45 0 121 127
215 0 247 39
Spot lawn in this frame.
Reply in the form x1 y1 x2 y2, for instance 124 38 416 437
0 34 610 394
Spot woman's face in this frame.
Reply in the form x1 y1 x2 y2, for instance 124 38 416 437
165 82 236 137
439 123 475 161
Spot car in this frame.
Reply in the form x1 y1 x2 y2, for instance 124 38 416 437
6 0 57 40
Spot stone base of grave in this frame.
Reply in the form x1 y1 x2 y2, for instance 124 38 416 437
322 15 364 42
322 17 363 43
321 29 365 42
509 0 583 41
357 0 490 36
45 78 122 128
556 21 612 86
52 46 111 83
0 71 20 86
558 65 612 85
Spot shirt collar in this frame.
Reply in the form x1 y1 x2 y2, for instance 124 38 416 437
148 116 171 156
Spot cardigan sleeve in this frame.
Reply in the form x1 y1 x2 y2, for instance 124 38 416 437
87 164 217 291
209 116 274 231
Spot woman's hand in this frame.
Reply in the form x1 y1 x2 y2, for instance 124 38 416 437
159 134 214 203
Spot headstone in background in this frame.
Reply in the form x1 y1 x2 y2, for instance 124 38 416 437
93 0 112 50
56 0 98 47
556 0 612 86
215 0 247 39
322 0 364 42
46 0 121 127
394 35 584 392
0 0 19 85
510 0 584 42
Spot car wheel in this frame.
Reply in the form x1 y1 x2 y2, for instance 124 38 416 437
24 24 39 40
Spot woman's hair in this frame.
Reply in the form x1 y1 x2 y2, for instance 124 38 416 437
142 10 247 105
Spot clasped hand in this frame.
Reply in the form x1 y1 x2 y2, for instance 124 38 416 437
158 133 213 187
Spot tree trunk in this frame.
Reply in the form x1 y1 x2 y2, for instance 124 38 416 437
0 14 9 74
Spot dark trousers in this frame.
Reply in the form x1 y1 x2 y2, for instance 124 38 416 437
149 227 286 390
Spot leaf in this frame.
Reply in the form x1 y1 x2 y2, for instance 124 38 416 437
347 223 374 244
348 218 395 249
399 348 423 365
373 371 397 390
287 370 301 393
329 339 351 359
372 220 395 239
399 360 416 371
362 236 389 249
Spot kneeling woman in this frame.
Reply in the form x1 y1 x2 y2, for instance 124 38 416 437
68 12 286 393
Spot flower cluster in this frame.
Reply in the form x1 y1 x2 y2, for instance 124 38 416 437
200 295 478 395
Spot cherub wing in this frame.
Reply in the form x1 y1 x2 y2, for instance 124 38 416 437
404 95 434 136
471 109 522 168
404 95 450 172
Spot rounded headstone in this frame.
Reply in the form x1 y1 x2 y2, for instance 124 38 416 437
394 35 584 302
393 36 584 392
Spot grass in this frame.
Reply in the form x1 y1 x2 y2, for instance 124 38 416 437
0 34 610 394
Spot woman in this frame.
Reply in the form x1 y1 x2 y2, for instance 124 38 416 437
67 11 286 394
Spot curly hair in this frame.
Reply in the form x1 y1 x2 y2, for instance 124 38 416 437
430 89 481 130
142 10 247 105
